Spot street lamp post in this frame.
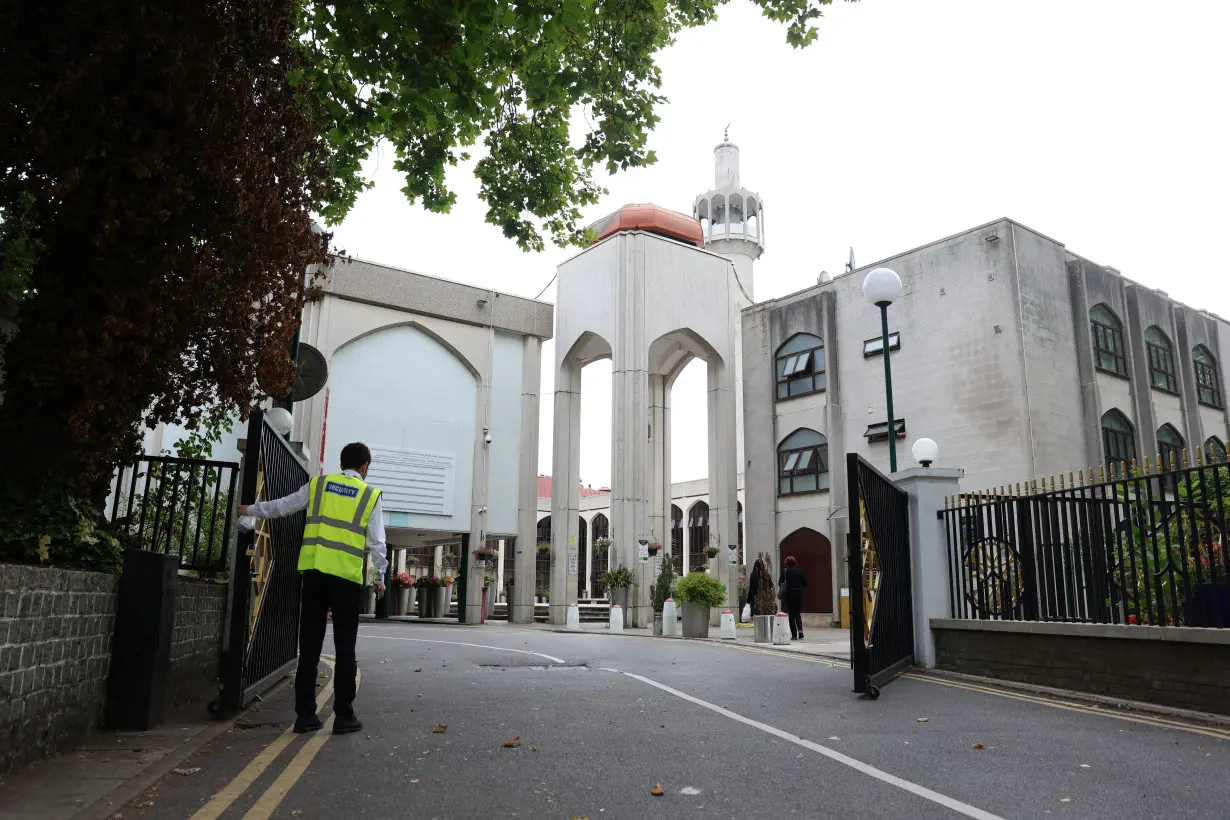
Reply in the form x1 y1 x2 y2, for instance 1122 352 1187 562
863 267 903 472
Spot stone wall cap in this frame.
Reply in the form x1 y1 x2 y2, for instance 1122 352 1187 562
893 467 964 482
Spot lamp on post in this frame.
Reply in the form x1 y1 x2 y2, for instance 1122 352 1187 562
863 267 903 472
912 437 939 469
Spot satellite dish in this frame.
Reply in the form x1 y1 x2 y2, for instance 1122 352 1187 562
258 342 329 401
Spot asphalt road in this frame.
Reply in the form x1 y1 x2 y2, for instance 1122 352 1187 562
116 623 1229 819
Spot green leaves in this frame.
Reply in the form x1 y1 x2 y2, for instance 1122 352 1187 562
299 0 849 251
675 569 727 609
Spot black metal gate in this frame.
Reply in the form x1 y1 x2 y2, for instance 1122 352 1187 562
215 410 309 713
847 453 913 699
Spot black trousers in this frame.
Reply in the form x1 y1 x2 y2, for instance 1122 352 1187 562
297 569 361 718
785 593 804 639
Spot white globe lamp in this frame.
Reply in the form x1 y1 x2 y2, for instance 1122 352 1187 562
266 407 294 438
912 437 939 469
862 267 902 306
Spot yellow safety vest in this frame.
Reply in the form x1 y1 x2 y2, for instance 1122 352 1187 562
300 473 381 584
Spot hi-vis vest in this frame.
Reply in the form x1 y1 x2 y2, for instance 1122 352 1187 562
300 473 381 584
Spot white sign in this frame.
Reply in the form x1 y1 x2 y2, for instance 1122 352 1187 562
637 539 650 563
567 547 578 575
728 544 738 566
367 446 456 517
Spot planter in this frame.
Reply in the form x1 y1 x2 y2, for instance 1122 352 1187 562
363 589 377 615
652 612 663 636
681 602 710 638
610 586 630 613
436 586 450 618
418 589 430 618
753 614 774 644
485 588 496 618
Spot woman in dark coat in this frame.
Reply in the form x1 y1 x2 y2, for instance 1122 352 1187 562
746 553 775 616
779 556 808 639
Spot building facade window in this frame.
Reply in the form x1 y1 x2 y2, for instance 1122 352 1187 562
1157 424 1184 471
863 332 901 358
1193 345 1223 407
1101 409 1136 469
1205 436 1227 463
1090 304 1127 376
775 333 825 400
1145 326 1177 393
778 428 829 495
864 419 906 443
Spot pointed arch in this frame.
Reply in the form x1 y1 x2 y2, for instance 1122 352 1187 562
1205 436 1226 463
687 501 710 571
1090 304 1126 376
1101 409 1136 468
1194 345 1223 407
778 428 829 495
1145 326 1177 393
1157 423 1184 471
775 333 826 400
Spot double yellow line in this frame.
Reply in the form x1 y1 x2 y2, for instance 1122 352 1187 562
191 656 361 820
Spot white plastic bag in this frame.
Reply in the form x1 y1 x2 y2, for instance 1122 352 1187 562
740 603 751 623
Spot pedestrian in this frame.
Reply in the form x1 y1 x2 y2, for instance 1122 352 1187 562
238 441 386 735
778 556 807 640
747 553 776 617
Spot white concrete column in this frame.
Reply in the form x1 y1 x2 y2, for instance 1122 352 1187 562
611 317 651 628
550 358 583 625
464 360 492 624
432 544 443 577
894 467 963 668
707 357 740 620
682 517 690 575
497 538 506 601
646 373 670 617
513 336 542 624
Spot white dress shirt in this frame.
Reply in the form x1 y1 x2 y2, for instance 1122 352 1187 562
245 469 388 577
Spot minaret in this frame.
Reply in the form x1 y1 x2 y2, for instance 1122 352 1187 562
694 130 764 472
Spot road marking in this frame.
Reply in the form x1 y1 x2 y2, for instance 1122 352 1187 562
358 632 566 664
190 657 336 820
716 642 848 668
242 667 362 819
902 672 1230 741
616 669 1005 820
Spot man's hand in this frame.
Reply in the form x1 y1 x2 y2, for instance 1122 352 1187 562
237 504 248 517
374 582 386 599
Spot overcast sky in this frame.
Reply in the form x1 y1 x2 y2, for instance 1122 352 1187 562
328 0 1230 488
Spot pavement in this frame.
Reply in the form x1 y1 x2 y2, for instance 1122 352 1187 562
2 621 1227 819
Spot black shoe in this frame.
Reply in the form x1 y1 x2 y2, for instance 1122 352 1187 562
293 714 323 734
798 632 804 639
333 713 363 735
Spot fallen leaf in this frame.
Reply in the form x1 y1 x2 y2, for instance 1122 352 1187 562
503 737 521 748
410 779 420 784
1079 764 1091 769
972 743 985 749
1060 798 1072 803
917 718 929 723
531 746 539 752
651 784 665 797
433 724 448 734
172 768 201 776
828 736 841 741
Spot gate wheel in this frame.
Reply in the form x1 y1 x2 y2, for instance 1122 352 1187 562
867 685 881 700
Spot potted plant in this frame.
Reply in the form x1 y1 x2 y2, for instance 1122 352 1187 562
602 566 636 613
392 572 413 615
592 536 611 558
535 585 549 604
438 576 454 616
753 558 778 643
536 541 552 555
473 544 499 565
647 540 662 557
650 560 676 636
704 546 719 560
362 581 377 615
675 570 727 638
415 576 437 618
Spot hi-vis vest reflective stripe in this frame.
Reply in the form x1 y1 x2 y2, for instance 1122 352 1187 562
299 474 381 584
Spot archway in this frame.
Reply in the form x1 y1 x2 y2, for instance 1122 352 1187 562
687 501 710 574
590 513 610 596
780 528 833 613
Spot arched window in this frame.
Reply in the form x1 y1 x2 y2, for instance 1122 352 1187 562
1101 410 1136 469
590 513 609 596
1194 345 1222 407
1090 304 1126 376
776 333 826 400
1145 327 1177 393
778 428 829 495
1205 436 1226 463
1157 424 1184 472
670 505 684 577
688 502 709 571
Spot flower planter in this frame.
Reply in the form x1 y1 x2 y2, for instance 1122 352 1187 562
436 586 450 618
609 586 629 613
485 588 496 618
363 589 377 615
395 587 410 616
753 614 774 644
652 612 663 636
681 602 710 638
418 589 430 618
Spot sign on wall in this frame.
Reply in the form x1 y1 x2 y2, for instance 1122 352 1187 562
367 447 456 517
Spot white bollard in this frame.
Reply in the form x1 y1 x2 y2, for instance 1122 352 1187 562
719 609 736 640
661 599 679 637
609 604 624 633
772 612 792 645
567 603 581 630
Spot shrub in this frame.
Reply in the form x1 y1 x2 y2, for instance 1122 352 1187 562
602 565 635 589
651 559 676 613
675 570 727 610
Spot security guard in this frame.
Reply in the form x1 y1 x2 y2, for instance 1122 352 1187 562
239 441 386 735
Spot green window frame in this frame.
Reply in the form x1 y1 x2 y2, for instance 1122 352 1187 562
1145 326 1177 393
1090 304 1127 377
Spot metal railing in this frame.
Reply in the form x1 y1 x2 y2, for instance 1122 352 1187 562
108 455 240 574
942 456 1230 629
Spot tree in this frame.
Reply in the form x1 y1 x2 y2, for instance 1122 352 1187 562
299 0 850 251
0 1 329 510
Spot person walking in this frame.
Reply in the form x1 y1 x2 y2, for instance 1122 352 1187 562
238 441 386 735
746 553 776 617
778 556 807 640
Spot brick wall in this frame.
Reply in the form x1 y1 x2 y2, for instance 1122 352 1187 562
0 564 119 775
168 580 227 701
933 619 1230 716
0 564 230 775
